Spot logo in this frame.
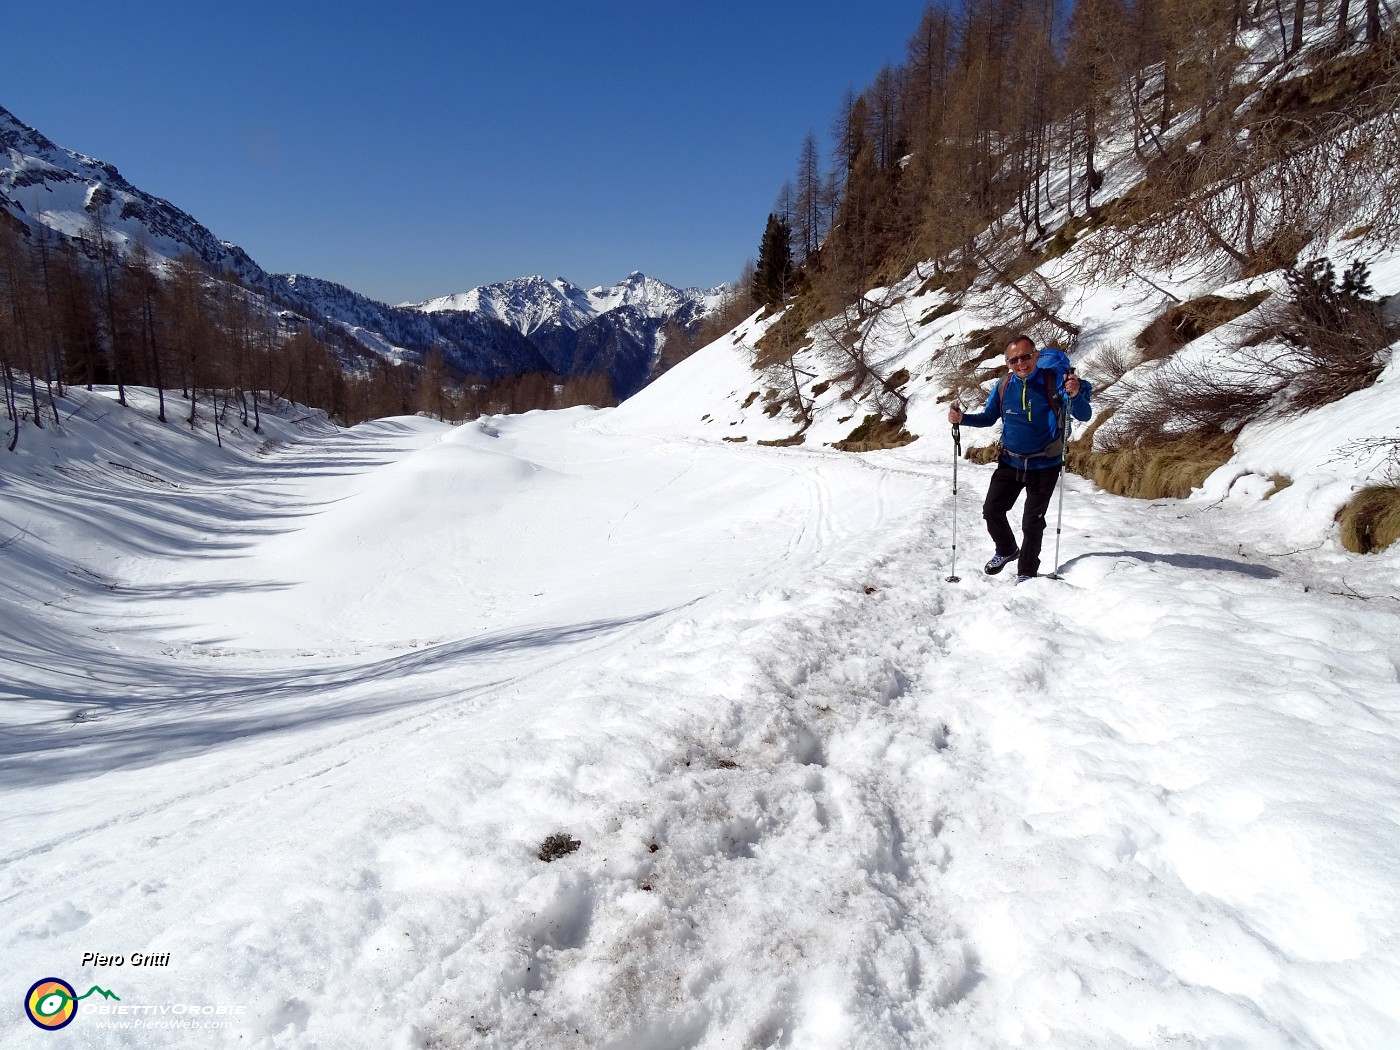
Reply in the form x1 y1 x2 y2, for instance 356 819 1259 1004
24 978 120 1031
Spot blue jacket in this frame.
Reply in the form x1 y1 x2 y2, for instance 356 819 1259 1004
961 368 1092 469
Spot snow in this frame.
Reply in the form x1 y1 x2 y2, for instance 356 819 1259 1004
333 323 416 366
4 19 1400 1044
406 273 726 336
2 371 1398 1049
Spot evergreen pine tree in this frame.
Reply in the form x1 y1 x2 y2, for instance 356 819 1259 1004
753 213 794 307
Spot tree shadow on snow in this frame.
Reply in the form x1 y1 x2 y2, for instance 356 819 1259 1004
0 610 672 789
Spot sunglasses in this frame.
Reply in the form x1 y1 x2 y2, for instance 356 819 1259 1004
1006 353 1035 365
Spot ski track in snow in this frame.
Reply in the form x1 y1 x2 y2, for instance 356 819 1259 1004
2 395 1398 1050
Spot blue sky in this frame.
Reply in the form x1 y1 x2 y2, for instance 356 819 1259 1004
4 2 932 304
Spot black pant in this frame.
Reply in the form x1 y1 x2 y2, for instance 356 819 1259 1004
983 461 1060 576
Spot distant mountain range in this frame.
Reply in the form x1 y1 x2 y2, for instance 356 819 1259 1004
405 272 726 388
410 273 723 336
0 104 724 397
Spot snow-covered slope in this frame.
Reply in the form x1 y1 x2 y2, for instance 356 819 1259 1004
1 377 1397 1049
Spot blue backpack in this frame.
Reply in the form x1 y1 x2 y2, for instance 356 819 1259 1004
996 347 1074 456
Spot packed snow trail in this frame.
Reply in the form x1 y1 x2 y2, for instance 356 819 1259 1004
2 391 1398 1049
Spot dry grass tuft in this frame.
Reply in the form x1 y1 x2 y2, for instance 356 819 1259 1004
963 443 1002 465
1338 486 1400 554
758 432 806 447
919 301 961 326
915 264 976 300
1074 429 1237 499
1135 291 1272 360
1041 213 1095 260
833 414 917 452
752 298 820 370
1240 230 1312 279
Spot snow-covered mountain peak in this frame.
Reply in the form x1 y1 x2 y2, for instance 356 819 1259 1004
407 275 588 335
583 271 682 315
406 272 726 337
0 105 105 179
1 103 262 282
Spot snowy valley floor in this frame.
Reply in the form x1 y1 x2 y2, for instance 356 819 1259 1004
2 392 1399 1049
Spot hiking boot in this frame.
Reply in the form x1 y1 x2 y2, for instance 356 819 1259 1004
984 549 1019 575
1016 574 1036 584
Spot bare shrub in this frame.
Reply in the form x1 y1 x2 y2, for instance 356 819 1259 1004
969 245 1081 341
1333 435 1400 483
1146 366 1279 435
1261 258 1394 410
1071 258 1393 501
1099 361 1278 445
946 320 1050 403
1077 359 1260 499
809 313 908 422
1095 259 1392 487
1085 341 1140 392
758 355 814 428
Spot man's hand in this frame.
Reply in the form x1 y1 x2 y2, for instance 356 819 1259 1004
947 402 963 424
1064 373 1081 397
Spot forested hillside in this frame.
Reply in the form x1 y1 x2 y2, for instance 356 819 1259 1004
0 212 720 442
759 0 1396 312
735 0 1398 548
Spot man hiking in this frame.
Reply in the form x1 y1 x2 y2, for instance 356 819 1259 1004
947 335 1092 582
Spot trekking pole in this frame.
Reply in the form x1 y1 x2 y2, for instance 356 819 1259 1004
947 417 962 583
1047 377 1074 580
